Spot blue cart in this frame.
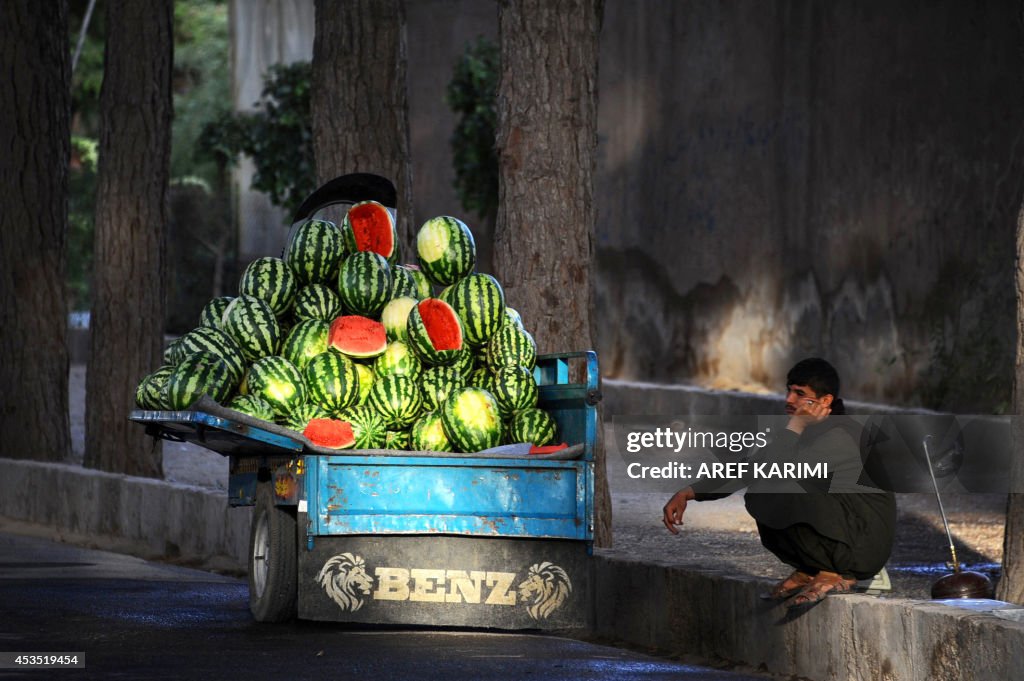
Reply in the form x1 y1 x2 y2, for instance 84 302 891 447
131 351 600 630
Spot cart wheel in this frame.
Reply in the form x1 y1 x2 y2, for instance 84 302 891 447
248 482 298 622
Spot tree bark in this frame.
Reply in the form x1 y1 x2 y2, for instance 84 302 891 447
312 0 415 258
998 200 1024 604
0 1 72 462
494 0 611 546
84 0 173 477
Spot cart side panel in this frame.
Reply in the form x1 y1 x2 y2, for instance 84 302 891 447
306 455 592 540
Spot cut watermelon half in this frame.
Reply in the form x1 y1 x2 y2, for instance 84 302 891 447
345 201 397 260
418 298 463 352
329 315 388 359
303 418 356 449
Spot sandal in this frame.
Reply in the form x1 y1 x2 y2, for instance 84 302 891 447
785 571 857 609
760 570 814 600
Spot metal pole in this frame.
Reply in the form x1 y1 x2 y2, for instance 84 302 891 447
922 434 961 573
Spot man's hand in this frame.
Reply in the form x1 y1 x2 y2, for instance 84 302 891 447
662 487 696 535
787 398 831 435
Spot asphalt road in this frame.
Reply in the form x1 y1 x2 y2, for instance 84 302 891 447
0 532 771 681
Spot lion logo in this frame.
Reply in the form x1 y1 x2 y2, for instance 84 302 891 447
317 553 374 612
517 562 572 620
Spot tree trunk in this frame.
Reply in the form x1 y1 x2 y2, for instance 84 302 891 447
84 0 173 478
312 0 415 258
494 0 611 546
998 201 1024 604
0 1 72 463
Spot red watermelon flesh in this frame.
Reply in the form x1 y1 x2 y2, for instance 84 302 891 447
347 202 396 259
419 299 463 351
329 315 387 358
303 418 356 449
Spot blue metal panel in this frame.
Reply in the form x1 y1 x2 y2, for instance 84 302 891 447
305 454 592 540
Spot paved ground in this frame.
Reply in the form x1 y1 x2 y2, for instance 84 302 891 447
70 365 1006 599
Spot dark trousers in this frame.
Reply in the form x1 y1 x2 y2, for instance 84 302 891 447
756 521 879 581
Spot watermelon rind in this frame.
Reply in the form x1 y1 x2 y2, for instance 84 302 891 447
222 294 282 362
381 296 417 342
415 216 476 287
292 284 344 322
446 273 506 349
246 356 307 418
328 315 388 359
338 251 392 318
411 410 452 452
367 374 423 430
337 404 387 449
166 351 236 410
227 393 276 422
509 407 557 446
284 218 346 286
440 386 502 453
305 351 360 414
280 319 330 371
239 256 298 318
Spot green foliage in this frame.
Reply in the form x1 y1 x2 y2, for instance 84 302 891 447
172 0 231 185
68 136 99 311
198 61 315 216
445 37 499 222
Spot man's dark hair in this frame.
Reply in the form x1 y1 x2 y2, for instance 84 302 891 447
787 357 840 399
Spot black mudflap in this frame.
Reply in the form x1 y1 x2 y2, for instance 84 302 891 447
298 531 593 631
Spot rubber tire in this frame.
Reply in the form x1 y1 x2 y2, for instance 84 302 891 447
248 483 298 622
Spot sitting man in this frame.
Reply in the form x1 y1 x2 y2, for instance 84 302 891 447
662 357 896 608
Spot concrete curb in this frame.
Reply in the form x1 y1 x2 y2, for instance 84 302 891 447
0 458 250 573
3 456 1023 680
591 555 1024 680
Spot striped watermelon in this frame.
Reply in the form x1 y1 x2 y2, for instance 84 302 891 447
415 216 475 286
509 407 557 446
419 364 465 412
342 201 399 263
280 319 330 370
239 256 297 317
503 307 524 330
292 284 343 322
169 326 247 381
490 365 539 416
166 351 236 410
353 363 375 404
338 251 392 317
390 264 430 300
410 411 452 452
367 374 423 429
285 218 346 285
407 298 464 366
374 341 423 381
283 402 330 431
328 315 387 359
303 418 356 449
337 404 386 449
451 345 476 376
446 273 505 348
485 323 537 370
135 365 175 410
466 366 494 393
381 296 417 342
163 337 181 365
227 394 276 421
305 351 360 413
222 295 282 361
199 296 234 330
384 429 411 450
247 356 307 418
440 386 502 453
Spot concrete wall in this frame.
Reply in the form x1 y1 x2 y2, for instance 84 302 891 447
230 1 1023 411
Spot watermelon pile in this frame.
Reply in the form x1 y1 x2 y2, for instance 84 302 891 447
135 206 559 452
